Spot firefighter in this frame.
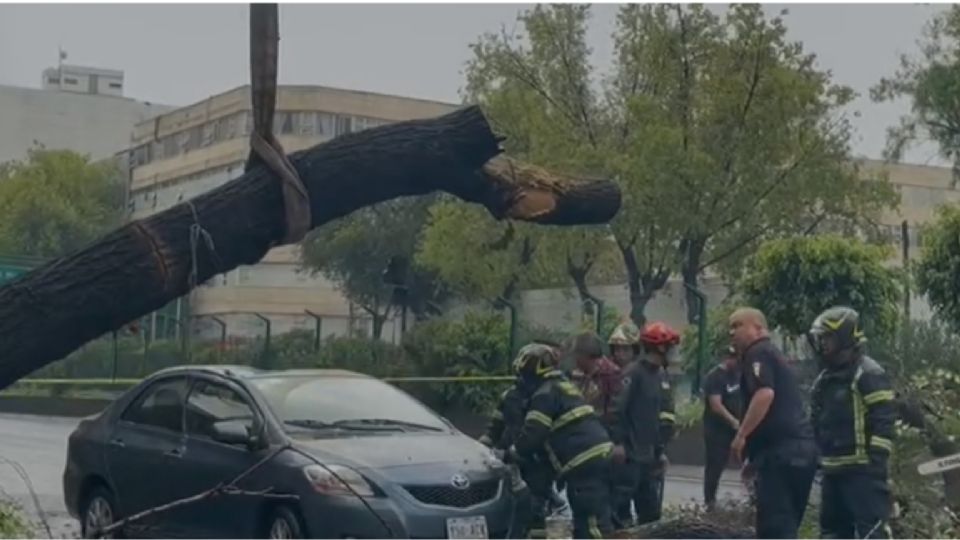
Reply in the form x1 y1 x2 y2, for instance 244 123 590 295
607 322 642 528
729 307 817 539
569 331 623 428
510 343 614 539
808 307 896 539
608 322 640 369
479 385 536 538
638 322 678 523
480 362 565 537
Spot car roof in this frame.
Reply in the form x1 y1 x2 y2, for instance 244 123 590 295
149 365 373 381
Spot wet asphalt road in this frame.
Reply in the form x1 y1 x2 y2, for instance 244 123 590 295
0 413 745 538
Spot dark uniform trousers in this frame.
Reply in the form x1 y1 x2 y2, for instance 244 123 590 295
565 458 613 539
703 426 735 506
519 458 554 538
753 439 818 539
820 470 892 539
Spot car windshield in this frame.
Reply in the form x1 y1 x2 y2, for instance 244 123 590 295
249 375 450 434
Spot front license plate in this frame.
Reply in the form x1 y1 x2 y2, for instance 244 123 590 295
446 516 489 539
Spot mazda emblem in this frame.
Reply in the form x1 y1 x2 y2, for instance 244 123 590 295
450 473 471 490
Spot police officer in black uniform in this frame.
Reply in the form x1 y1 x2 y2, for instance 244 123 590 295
729 307 818 539
701 346 742 509
510 343 614 539
809 307 896 539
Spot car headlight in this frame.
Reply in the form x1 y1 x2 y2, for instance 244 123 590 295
303 464 377 497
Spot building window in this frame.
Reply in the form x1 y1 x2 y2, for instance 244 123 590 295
297 112 315 136
47 77 60 85
64 77 78 85
202 122 216 147
335 115 353 136
108 82 122 89
315 112 333 136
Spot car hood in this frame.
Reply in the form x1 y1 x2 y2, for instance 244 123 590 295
293 432 499 471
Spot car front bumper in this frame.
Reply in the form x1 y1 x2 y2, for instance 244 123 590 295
299 487 515 539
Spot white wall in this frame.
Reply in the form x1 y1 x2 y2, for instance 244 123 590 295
0 84 172 164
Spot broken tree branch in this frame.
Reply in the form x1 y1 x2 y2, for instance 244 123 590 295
0 105 620 390
93 445 293 537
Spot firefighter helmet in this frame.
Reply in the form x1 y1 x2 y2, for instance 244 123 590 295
608 322 641 347
640 321 681 347
512 343 559 377
808 306 866 355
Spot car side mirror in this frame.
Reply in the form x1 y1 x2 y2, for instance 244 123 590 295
211 420 255 448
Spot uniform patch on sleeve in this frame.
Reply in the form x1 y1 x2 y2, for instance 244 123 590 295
753 361 761 378
661 380 670 390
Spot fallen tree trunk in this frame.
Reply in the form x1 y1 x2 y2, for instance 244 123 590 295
0 106 620 390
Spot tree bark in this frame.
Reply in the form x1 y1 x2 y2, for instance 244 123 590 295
682 238 706 324
897 395 960 509
0 106 620 390
618 243 669 327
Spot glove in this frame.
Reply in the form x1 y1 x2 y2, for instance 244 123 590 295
659 453 669 469
611 444 627 464
478 434 494 448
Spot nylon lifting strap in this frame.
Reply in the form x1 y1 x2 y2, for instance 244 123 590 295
247 4 312 245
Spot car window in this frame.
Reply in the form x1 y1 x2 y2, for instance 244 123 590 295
121 377 188 433
185 380 256 441
250 376 449 432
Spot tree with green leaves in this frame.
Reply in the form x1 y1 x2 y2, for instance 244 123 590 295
301 197 449 339
417 199 563 303
739 235 901 338
872 6 960 179
461 4 897 325
0 147 123 258
914 205 960 331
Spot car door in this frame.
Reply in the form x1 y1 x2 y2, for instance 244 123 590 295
106 375 192 538
177 376 269 538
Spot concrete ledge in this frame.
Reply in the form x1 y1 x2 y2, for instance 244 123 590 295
0 396 110 418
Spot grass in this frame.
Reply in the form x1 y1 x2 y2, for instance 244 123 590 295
0 502 32 539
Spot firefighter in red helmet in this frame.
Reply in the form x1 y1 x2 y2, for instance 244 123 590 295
610 321 679 527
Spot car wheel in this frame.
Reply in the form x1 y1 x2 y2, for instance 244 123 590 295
265 506 304 539
81 486 121 539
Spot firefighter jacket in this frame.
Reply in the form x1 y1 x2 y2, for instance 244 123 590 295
480 386 527 450
811 355 896 474
611 359 675 464
515 371 613 478
658 369 676 449
572 357 624 432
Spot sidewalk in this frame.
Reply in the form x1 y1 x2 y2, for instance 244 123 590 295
666 464 743 486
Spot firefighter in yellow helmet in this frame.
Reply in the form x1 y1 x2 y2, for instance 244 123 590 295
509 343 614 539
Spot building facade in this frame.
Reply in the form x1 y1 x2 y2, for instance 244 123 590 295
0 65 172 164
124 84 457 342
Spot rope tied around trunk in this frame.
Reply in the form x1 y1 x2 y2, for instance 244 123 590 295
186 200 221 290
247 4 312 245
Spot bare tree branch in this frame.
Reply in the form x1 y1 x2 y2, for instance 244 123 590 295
94 445 294 538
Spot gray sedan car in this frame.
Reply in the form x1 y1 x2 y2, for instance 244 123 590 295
63 366 514 539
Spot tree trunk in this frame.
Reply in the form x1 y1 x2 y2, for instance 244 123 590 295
897 396 960 509
567 256 601 322
0 106 620 390
618 243 669 327
682 239 706 324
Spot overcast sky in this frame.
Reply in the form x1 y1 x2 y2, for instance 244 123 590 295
0 3 948 165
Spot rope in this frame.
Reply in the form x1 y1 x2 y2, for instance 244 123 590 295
247 4 312 245
186 200 221 290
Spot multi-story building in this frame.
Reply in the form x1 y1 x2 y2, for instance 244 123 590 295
0 65 172 164
124 84 457 342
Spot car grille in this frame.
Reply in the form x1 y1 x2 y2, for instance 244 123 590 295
403 479 501 508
